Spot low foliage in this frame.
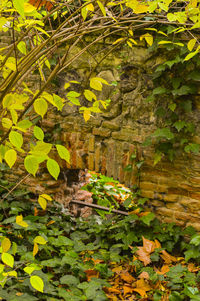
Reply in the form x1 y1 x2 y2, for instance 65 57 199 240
0 175 200 300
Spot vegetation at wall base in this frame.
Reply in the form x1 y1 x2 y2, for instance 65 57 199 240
0 174 200 300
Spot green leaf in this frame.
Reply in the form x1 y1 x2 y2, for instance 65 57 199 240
30 275 44 293
1 253 14 268
9 131 23 148
13 0 24 17
34 126 44 141
24 155 39 176
153 87 166 95
153 128 174 140
17 119 32 129
190 234 200 246
140 212 155 225
60 275 79 286
56 145 70 163
173 121 186 132
47 159 60 180
34 98 48 118
5 149 17 168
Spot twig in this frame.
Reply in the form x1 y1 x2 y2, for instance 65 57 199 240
0 173 30 202
70 199 129 216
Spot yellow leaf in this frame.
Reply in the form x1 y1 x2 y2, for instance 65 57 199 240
38 196 47 210
24 3 36 13
1 238 11 253
140 34 153 46
97 1 106 16
112 38 124 45
86 3 94 11
33 243 38 257
187 38 196 51
34 236 47 245
16 215 28 228
40 194 52 201
83 110 91 122
3 270 17 277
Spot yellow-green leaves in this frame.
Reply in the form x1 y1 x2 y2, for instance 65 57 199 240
24 266 35 275
67 91 81 106
38 194 52 210
1 238 11 253
34 126 44 141
9 131 23 149
16 215 28 228
30 275 44 293
2 118 12 129
38 196 47 210
38 195 47 210
90 77 109 91
56 145 70 163
140 34 153 46
13 0 24 17
17 41 27 55
97 1 106 16
24 155 39 176
47 159 60 180
34 98 48 118
5 149 17 168
1 253 14 268
187 39 196 51
84 90 97 102
34 236 47 245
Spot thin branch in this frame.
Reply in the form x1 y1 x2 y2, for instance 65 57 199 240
70 199 129 216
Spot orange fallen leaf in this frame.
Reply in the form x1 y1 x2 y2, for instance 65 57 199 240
106 287 121 294
142 236 155 253
123 285 134 296
112 266 123 273
160 250 177 264
133 278 151 297
120 271 135 283
85 269 99 281
136 247 151 266
188 262 199 272
156 265 170 275
155 239 161 249
138 271 149 279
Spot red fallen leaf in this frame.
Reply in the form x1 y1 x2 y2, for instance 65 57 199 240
142 236 155 254
160 250 177 264
136 246 151 266
120 271 135 283
85 269 99 281
138 271 149 279
29 0 54 11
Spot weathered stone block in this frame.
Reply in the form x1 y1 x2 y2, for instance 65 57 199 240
92 128 111 137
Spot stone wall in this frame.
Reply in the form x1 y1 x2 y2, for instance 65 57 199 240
1 33 200 229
